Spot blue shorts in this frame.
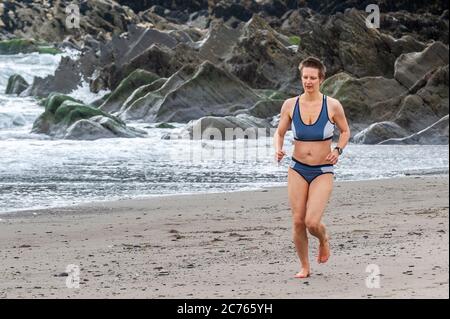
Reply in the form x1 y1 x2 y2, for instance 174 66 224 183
289 156 334 184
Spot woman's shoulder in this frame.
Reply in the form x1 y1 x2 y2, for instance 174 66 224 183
325 95 343 110
281 96 298 112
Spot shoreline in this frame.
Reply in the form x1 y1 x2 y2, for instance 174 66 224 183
1 172 448 218
0 175 448 298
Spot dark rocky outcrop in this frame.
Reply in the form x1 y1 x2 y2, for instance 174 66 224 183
353 121 410 144
394 41 449 89
393 64 449 134
0 0 139 42
298 9 426 78
223 15 298 94
2 1 448 145
23 49 100 98
99 69 160 114
348 63 449 144
321 72 408 125
380 114 449 145
119 61 264 123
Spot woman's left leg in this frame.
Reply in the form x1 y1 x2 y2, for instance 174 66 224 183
305 173 334 263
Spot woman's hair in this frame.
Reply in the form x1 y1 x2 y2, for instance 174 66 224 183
298 56 326 80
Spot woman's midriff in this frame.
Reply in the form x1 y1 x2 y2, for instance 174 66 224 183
292 140 333 165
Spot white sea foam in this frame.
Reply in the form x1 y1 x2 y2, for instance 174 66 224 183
67 80 110 105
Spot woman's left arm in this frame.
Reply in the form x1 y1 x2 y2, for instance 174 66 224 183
325 100 351 164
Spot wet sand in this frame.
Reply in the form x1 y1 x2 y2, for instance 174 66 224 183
0 175 448 298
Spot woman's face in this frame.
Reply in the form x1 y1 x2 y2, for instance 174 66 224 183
301 67 322 94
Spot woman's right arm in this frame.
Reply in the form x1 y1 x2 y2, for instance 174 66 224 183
273 99 292 162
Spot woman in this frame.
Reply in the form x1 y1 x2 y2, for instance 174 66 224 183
274 56 350 278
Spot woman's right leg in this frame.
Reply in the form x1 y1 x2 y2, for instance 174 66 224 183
288 167 310 277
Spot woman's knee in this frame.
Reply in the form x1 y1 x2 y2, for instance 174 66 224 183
292 216 306 232
305 218 320 232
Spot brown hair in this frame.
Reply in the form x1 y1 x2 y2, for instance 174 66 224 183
298 56 326 80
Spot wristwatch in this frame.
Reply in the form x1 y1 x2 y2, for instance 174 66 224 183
334 146 343 155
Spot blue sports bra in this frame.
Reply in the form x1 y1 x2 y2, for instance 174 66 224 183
291 94 335 141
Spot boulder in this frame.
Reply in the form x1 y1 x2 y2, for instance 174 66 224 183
394 41 449 89
64 119 117 140
31 93 146 140
380 115 449 145
321 72 407 124
352 121 409 144
348 64 449 144
394 65 449 133
5 74 29 95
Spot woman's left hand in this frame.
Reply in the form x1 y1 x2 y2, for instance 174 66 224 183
325 149 339 165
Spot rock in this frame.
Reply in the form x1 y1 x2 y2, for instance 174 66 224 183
90 115 147 138
353 121 409 144
211 0 253 22
64 115 147 140
119 78 168 113
24 50 99 97
64 119 117 140
5 74 29 95
99 69 160 113
1 1 139 43
394 65 449 133
380 11 449 44
394 41 449 89
351 64 449 144
247 99 284 119
155 122 175 129
321 72 407 124
97 39 201 90
196 20 241 65
380 115 449 145
120 61 262 123
31 93 146 140
105 25 179 67
163 113 274 140
224 15 297 93
298 9 426 78
300 0 448 15
42 93 80 114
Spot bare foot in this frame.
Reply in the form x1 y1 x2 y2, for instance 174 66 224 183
318 236 330 264
294 268 310 278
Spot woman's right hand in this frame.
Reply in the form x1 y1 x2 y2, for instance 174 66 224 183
275 149 287 162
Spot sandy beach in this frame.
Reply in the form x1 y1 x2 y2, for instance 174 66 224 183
0 175 448 299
